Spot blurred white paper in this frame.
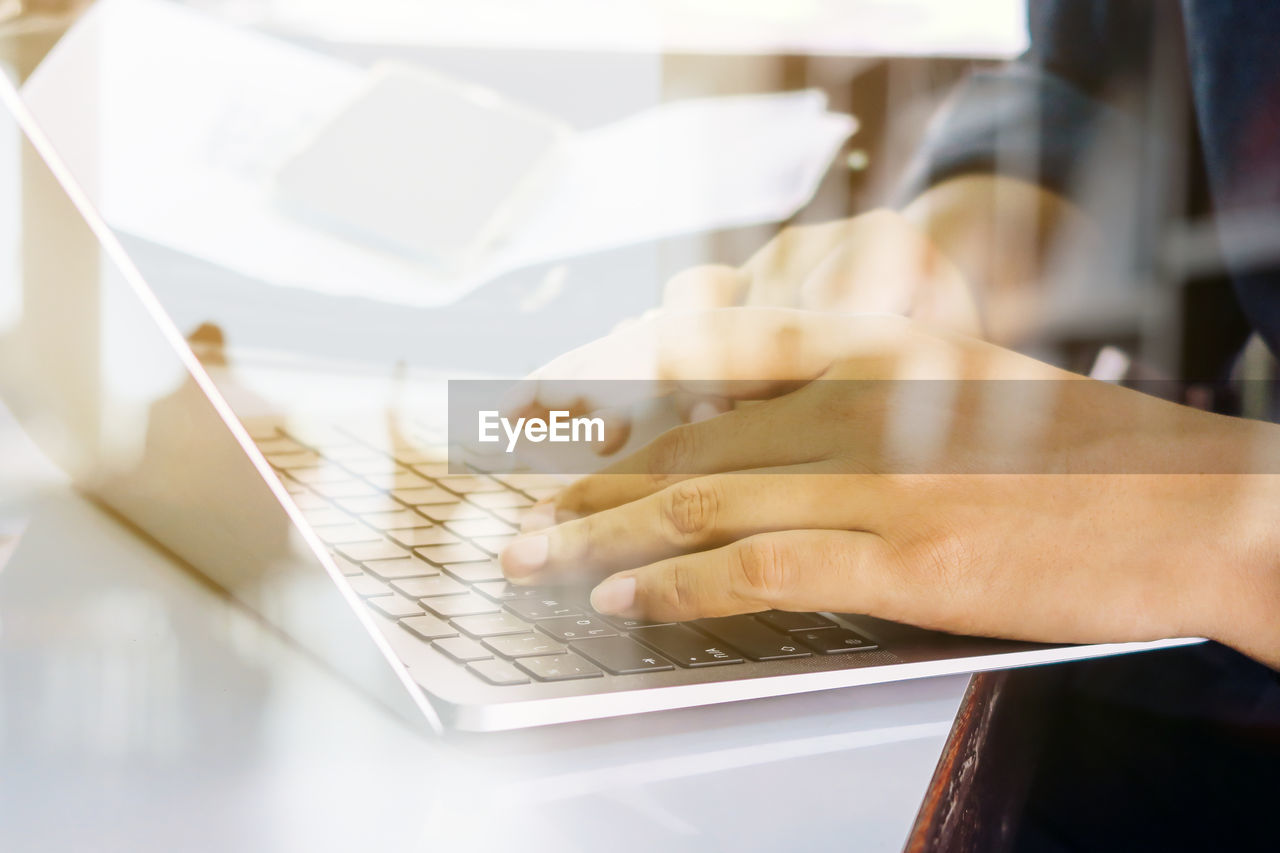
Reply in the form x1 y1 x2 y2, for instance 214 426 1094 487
22 0 856 307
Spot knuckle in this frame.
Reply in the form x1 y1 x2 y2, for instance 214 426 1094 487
653 561 694 617
733 537 793 602
648 424 700 480
659 479 720 545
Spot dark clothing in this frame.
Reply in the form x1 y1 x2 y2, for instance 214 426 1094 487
907 0 1280 365
905 4 1280 849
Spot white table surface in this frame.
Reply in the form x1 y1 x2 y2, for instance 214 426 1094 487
0 403 968 853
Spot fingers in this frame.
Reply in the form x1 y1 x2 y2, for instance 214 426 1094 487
661 264 748 311
741 219 864 307
586 529 894 622
550 397 836 516
502 470 886 585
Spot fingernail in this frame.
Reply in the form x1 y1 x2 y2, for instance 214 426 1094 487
590 576 636 615
501 535 548 578
689 400 721 423
520 502 556 533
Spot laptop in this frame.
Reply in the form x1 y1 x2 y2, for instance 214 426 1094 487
0 72 1200 733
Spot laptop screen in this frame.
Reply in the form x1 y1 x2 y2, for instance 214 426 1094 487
0 71 439 731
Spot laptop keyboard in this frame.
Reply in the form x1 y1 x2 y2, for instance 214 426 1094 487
250 420 877 688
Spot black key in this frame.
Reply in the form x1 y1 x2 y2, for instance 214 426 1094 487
391 576 467 599
795 628 879 654
516 654 603 682
367 594 424 619
599 614 674 631
467 658 530 686
452 611 531 638
572 635 675 674
755 611 837 633
631 624 744 667
505 597 582 621
441 561 506 583
536 616 618 642
421 593 501 618
696 615 813 661
433 636 491 662
473 581 542 601
399 613 457 641
483 634 567 659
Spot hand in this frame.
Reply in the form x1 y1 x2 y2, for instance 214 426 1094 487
662 209 978 333
502 315 1280 667
518 209 980 447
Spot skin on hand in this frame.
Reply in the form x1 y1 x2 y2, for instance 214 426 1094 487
519 174 1085 450
502 313 1280 669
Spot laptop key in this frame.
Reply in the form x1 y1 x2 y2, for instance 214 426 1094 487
631 624 744 667
572 635 675 674
389 527 460 548
368 594 424 619
335 494 404 514
289 492 330 510
483 634 567 659
442 562 507 583
337 540 410 563
362 556 438 581
331 555 366 576
422 593 501 619
756 611 837 633
399 614 458 641
600 615 674 631
315 524 382 545
391 486 458 506
360 509 434 531
391 576 467 598
467 658 530 686
445 517 515 538
347 574 391 597
418 503 491 523
696 616 813 661
452 611 530 638
471 534 518 556
264 451 322 469
338 457 404 476
436 475 504 495
505 597 581 621
473 581 542 601
414 542 490 566
516 654 603 682
365 471 435 491
536 616 618 642
795 628 879 654
468 492 535 509
285 465 352 485
433 636 492 662
301 507 351 527
310 480 380 499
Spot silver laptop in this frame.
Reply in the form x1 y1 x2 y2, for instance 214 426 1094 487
0 73 1200 733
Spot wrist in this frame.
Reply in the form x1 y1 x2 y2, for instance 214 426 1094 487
1184 420 1280 668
